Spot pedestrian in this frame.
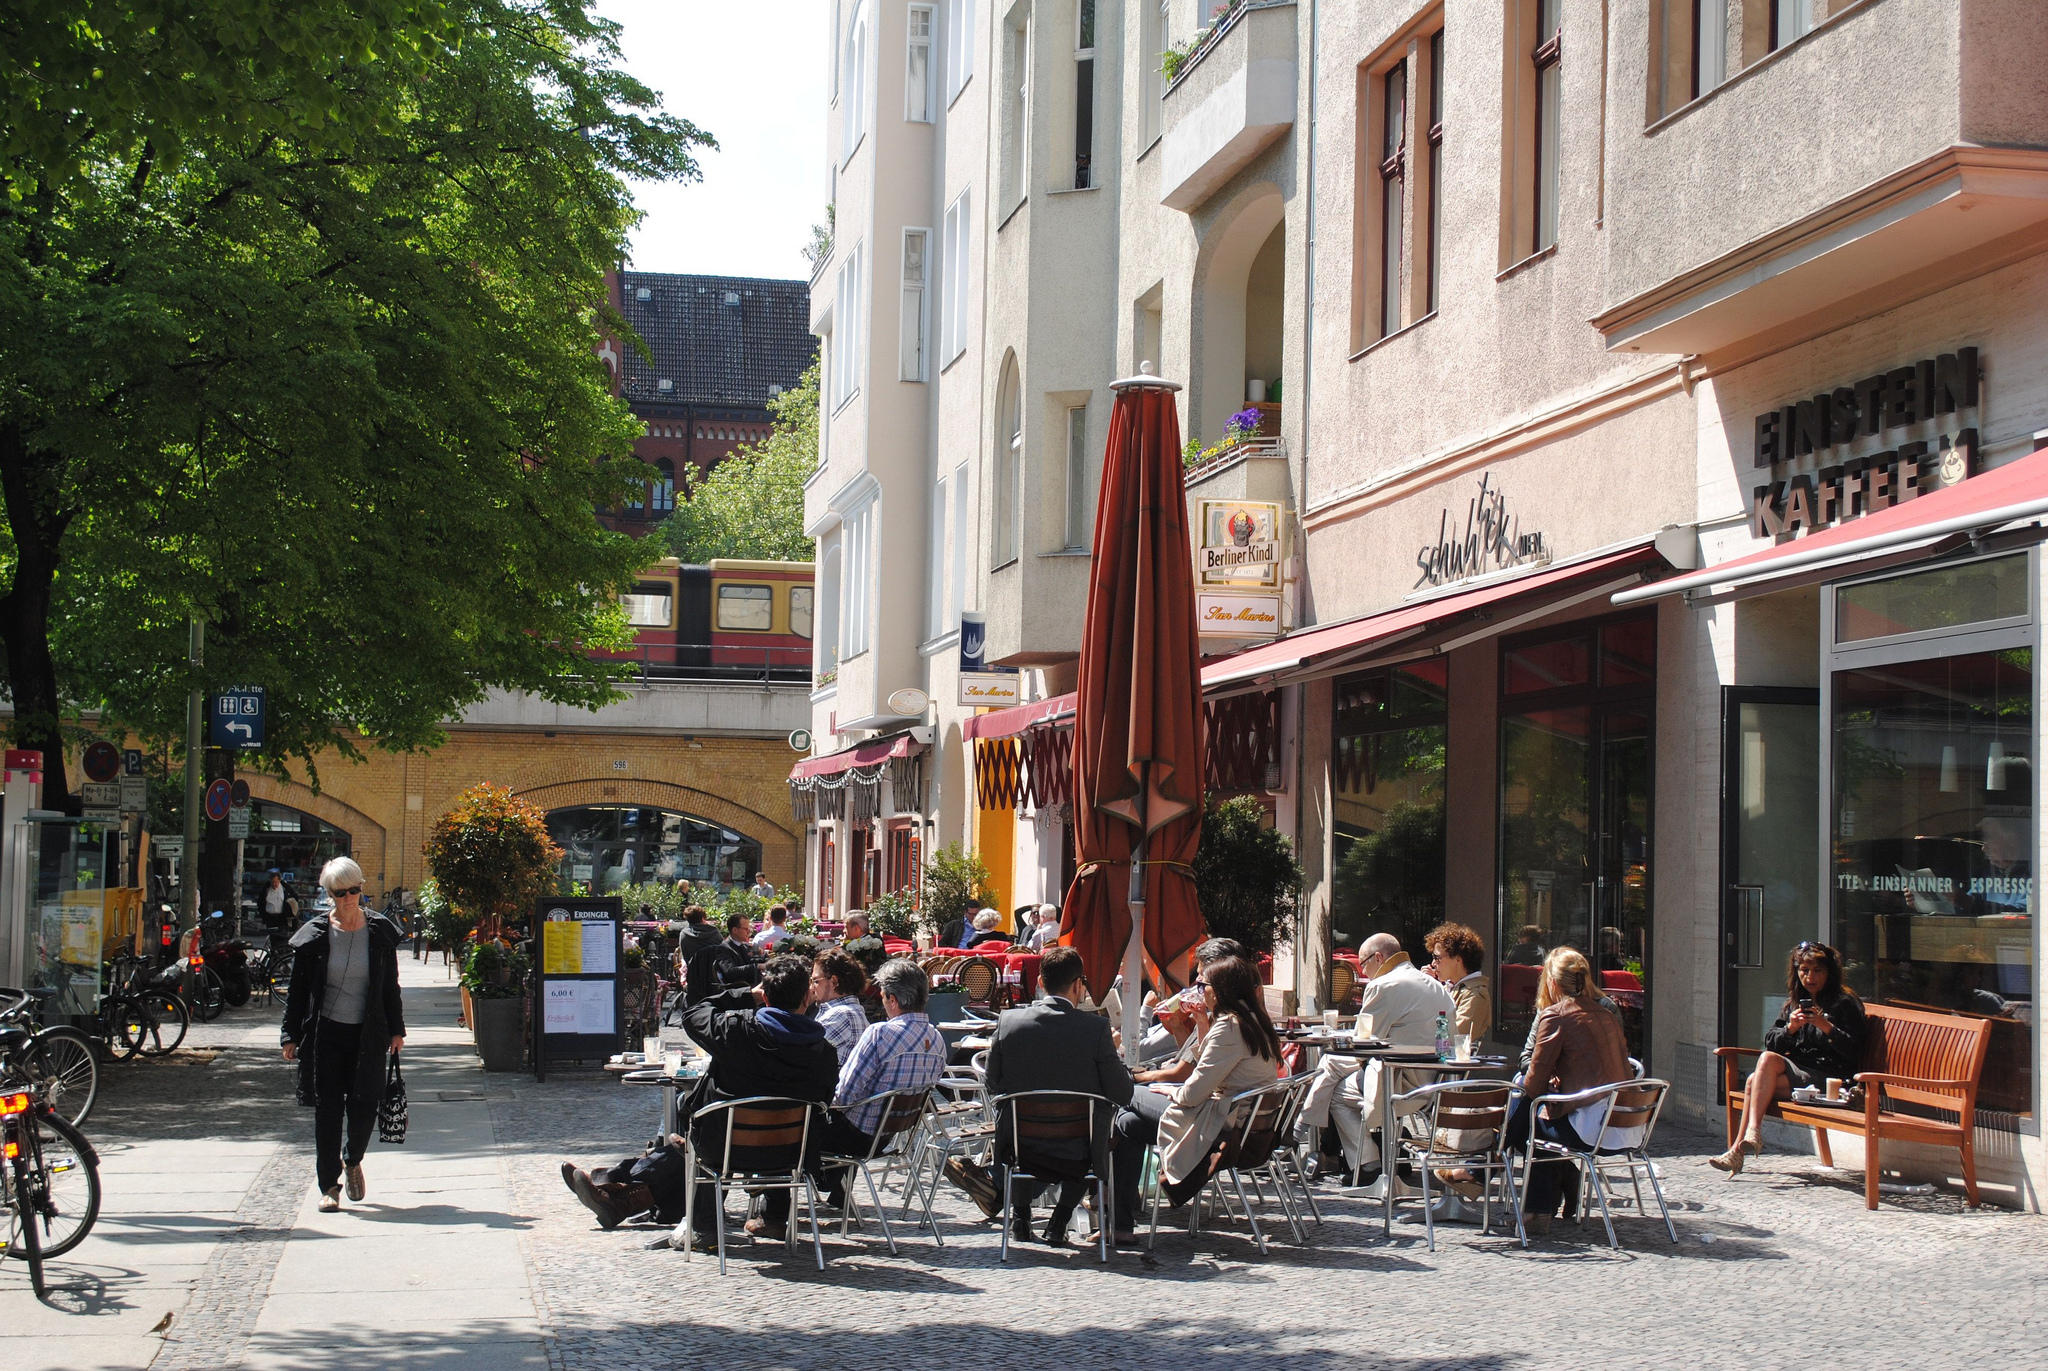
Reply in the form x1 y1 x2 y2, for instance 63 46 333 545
281 856 406 1213
263 872 287 929
750 871 777 900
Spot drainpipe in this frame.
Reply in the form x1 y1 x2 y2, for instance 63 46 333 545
1294 0 1321 1012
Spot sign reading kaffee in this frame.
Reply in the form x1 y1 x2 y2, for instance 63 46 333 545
1197 590 1282 638
1199 500 1281 587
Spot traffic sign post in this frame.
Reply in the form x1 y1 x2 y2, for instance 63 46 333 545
204 778 232 823
81 741 121 784
210 686 266 751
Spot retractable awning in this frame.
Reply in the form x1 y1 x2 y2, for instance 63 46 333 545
959 692 1077 740
1200 542 1666 694
789 731 924 780
1613 449 2048 607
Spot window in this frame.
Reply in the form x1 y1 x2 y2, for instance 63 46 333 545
941 190 970 364
1142 0 1168 144
1064 403 1090 550
1425 31 1444 315
1378 59 1407 339
907 4 936 121
950 464 969 625
831 1 843 99
789 586 814 639
1073 0 1096 189
901 228 929 381
1332 661 1450 970
622 581 674 628
839 500 875 658
1002 8 1031 210
993 358 1021 567
817 542 842 672
1533 0 1562 252
832 243 865 408
1771 0 1815 50
1695 0 1725 97
716 584 775 632
1649 1 1724 119
651 458 675 514
928 472 949 638
947 0 975 102
843 2 870 160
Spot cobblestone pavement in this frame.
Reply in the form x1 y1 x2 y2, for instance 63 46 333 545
8 955 2045 1371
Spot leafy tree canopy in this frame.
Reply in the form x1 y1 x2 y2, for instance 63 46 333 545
0 1 716 803
661 359 817 564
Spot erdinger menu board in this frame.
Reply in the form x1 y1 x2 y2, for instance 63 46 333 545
532 896 623 1081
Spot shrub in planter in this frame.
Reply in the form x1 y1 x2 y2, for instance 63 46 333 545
462 941 530 1072
918 843 995 943
424 783 563 939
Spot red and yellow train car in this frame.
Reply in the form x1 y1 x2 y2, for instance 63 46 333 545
613 557 813 681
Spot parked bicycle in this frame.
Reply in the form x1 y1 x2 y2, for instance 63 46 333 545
0 989 98 1128
100 953 191 1058
0 1072 102 1297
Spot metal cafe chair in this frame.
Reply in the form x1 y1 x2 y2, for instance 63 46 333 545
990 1089 1119 1263
1147 1078 1297 1255
675 1096 825 1274
1511 1078 1678 1251
819 1088 943 1253
1383 1078 1517 1252
897 1052 992 1208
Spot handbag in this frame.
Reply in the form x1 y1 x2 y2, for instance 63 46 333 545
378 1052 409 1144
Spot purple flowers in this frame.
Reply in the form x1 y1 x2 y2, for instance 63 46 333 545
1226 407 1263 437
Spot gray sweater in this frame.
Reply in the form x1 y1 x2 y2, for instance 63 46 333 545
321 922 371 1025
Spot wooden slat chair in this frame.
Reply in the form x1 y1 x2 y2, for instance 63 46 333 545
818 1088 942 1253
992 1090 1118 1263
1714 1003 1994 1209
676 1096 825 1274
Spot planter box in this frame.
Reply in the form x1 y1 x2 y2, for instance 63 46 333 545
472 996 525 1072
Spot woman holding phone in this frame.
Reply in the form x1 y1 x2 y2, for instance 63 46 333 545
1711 942 1867 1176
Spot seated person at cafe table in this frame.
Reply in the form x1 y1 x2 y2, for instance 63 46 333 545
809 948 871 1065
1119 938 1250 1077
684 912 761 1005
1426 922 1492 1043
1710 941 1867 1177
675 905 723 965
1297 932 1455 1189
945 946 1134 1245
812 958 950 1209
1505 948 1638 1233
751 904 795 951
1110 955 1280 1241
965 908 1014 949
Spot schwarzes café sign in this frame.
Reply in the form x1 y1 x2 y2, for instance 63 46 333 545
1749 347 1979 540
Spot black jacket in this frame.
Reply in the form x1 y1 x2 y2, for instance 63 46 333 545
984 995 1134 1168
684 936 761 1005
675 921 724 965
681 988 840 1127
1764 989 1867 1082
282 913 406 1108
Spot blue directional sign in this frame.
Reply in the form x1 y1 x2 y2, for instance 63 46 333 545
210 685 266 750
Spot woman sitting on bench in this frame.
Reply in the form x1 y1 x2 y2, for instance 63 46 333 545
1712 942 1868 1176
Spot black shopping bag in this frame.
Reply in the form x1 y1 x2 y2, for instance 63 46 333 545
378 1052 409 1144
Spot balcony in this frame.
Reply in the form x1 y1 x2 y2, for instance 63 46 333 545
1158 1 1297 213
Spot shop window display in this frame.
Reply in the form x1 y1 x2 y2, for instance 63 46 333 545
546 805 763 897
1331 661 1449 964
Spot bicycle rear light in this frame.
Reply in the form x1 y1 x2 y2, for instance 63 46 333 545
2 1140 17 1160
0 1091 29 1116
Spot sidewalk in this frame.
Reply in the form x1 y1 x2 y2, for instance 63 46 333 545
8 957 544 1371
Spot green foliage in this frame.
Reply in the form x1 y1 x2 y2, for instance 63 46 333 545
862 889 918 940
423 783 563 927
1192 795 1301 956
616 879 691 921
416 877 472 947
0 1 717 803
1333 799 1446 952
842 935 889 977
461 938 529 1000
661 360 818 564
920 843 995 940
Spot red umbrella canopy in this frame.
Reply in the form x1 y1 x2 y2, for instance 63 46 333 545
1059 373 1207 996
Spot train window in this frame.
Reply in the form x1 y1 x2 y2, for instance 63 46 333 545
622 581 673 628
716 584 774 631
789 587 815 639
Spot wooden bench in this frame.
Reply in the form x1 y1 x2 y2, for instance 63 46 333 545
1714 1002 1994 1209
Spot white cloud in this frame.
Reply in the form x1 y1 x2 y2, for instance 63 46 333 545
595 0 827 282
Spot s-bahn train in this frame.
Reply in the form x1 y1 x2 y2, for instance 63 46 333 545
610 558 814 681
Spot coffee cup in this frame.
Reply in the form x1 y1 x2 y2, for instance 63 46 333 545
1825 1077 1843 1101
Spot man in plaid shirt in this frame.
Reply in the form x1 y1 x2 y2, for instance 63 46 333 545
812 959 949 1207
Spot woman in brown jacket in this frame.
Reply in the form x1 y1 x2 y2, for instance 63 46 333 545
1505 947 1634 1233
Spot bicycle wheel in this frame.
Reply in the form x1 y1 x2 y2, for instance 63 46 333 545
24 1028 97 1128
5 1146 45 1296
133 992 190 1056
4 1110 101 1263
191 966 225 1023
102 996 148 1061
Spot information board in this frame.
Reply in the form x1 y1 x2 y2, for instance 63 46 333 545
531 896 623 1081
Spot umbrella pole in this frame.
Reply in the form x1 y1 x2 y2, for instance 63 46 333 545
1123 770 1148 1069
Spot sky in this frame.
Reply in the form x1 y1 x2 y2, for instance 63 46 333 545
594 0 827 282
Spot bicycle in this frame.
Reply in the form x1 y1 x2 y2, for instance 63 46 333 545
99 955 190 1059
0 989 98 1128
1 1071 102 1296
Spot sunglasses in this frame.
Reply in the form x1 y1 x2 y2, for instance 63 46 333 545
1794 941 1836 957
331 885 363 899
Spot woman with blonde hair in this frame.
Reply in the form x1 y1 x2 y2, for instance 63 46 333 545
1503 947 1633 1234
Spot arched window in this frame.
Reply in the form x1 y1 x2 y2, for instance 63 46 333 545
545 805 764 894
818 542 843 674
652 458 675 513
993 354 1021 567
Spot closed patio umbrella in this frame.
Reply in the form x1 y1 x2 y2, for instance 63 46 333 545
1058 365 1207 1064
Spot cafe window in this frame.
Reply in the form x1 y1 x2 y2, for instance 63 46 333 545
1331 660 1449 964
1498 613 1656 1059
716 584 775 632
1827 552 2036 1121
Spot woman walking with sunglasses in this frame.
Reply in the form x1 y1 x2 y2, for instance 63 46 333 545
282 857 407 1211
1710 942 1866 1176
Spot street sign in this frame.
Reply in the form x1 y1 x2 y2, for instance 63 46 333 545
119 776 148 812
152 837 184 859
230 779 251 807
228 808 252 839
210 685 266 750
82 741 122 783
122 748 144 776
204 778 233 822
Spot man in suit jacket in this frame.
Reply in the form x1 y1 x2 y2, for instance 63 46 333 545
946 946 1133 1245
1298 932 1455 1187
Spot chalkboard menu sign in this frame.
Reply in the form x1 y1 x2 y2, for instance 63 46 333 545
532 896 623 1081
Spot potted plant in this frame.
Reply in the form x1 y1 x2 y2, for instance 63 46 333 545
463 940 530 1072
1192 795 1302 962
422 782 564 942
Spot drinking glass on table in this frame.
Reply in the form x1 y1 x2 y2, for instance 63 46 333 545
1321 1009 1340 1033
1455 1033 1475 1061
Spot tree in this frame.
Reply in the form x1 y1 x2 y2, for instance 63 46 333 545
422 782 562 934
661 360 818 564
1192 795 1302 956
918 842 995 943
0 2 716 805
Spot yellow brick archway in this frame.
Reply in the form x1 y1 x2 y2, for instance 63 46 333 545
239 775 391 890
513 778 799 887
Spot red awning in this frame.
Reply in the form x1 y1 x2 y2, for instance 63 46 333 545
1202 542 1665 693
1615 448 2048 606
959 692 1077 740
789 732 923 780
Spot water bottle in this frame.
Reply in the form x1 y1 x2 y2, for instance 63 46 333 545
1435 1011 1452 1061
